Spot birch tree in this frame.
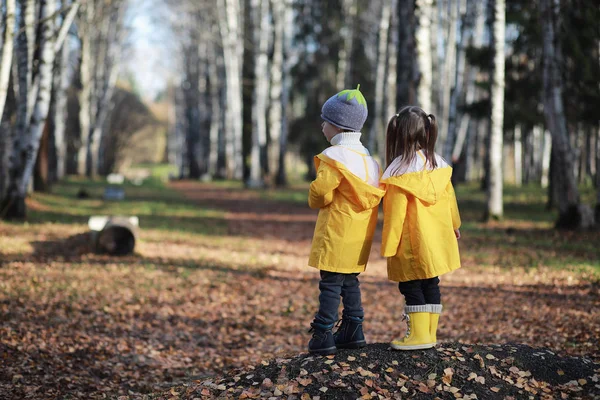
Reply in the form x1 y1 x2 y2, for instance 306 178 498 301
540 0 591 229
2 0 56 219
0 0 15 120
218 0 244 179
485 0 505 221
414 0 433 113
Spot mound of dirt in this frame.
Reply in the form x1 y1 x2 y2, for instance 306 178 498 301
167 343 599 399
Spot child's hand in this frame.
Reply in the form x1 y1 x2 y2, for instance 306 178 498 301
454 229 461 240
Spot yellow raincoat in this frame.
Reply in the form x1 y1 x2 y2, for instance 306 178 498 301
381 159 461 282
308 154 385 273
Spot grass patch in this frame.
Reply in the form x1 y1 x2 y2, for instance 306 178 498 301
17 175 228 236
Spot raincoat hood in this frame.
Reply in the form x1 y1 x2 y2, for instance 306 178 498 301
315 154 385 211
381 167 453 205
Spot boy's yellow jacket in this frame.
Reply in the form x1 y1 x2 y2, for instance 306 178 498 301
308 154 385 273
381 165 461 282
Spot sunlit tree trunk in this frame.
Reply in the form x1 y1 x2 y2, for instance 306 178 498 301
541 129 552 188
0 0 16 120
218 0 244 179
485 0 505 221
415 0 433 113
540 0 589 229
2 0 56 219
77 2 93 175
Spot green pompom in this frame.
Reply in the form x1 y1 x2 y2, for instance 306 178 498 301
337 84 367 107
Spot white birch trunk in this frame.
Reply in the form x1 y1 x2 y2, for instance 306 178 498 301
486 0 505 220
415 0 433 113
218 0 244 179
384 0 399 157
248 0 269 187
541 129 552 188
0 0 16 120
77 2 93 175
88 3 125 177
19 0 56 192
368 0 391 154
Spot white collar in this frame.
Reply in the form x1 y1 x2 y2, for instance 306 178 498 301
330 132 367 153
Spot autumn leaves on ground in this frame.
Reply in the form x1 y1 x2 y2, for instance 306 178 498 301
0 176 599 399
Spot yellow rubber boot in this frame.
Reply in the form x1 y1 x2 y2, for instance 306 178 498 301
429 304 442 345
390 305 434 350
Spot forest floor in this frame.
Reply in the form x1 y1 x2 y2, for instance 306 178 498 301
0 175 599 399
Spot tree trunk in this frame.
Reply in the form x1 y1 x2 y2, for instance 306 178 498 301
218 0 244 180
2 0 56 220
52 27 71 181
485 0 505 221
384 0 399 156
396 0 416 108
268 0 283 181
594 127 600 223
452 0 485 163
415 0 434 113
0 0 16 120
275 0 293 187
438 0 457 156
541 129 552 188
514 124 522 187
77 2 93 175
540 0 588 229
248 0 270 187
445 0 467 162
368 0 391 155
336 0 357 88
208 30 222 178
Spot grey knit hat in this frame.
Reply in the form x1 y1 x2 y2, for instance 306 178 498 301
321 84 368 132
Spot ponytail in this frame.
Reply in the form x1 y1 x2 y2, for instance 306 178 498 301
424 114 438 169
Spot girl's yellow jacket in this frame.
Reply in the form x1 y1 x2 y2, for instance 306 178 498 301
308 154 385 273
381 164 461 282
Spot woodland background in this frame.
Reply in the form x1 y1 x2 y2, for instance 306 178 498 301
0 0 599 398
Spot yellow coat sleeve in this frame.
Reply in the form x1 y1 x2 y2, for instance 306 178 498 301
447 182 461 230
381 187 409 257
308 160 342 209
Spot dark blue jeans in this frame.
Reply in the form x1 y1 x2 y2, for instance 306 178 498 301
398 277 441 305
313 271 364 328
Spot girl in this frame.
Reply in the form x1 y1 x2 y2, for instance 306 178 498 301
381 106 461 350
